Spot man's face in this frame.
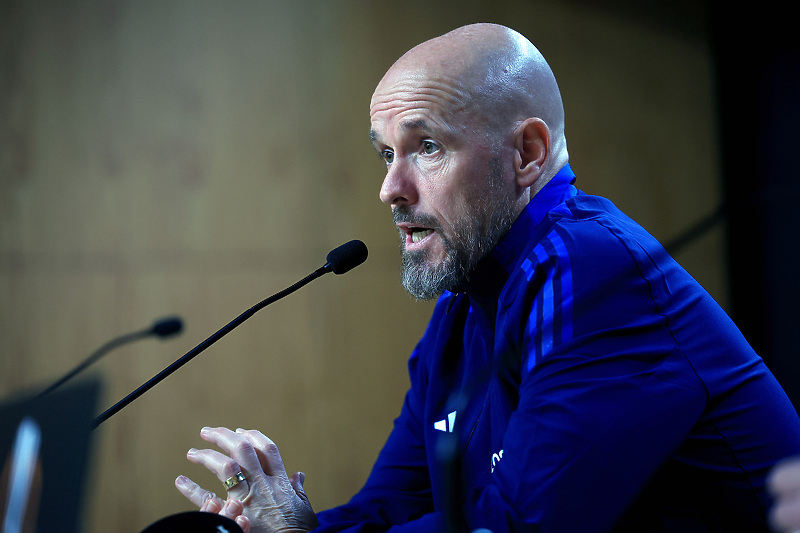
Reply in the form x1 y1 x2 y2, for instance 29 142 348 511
369 68 519 300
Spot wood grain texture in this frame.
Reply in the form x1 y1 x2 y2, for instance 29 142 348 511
0 1 722 531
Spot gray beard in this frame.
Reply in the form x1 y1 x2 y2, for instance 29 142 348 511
398 159 517 300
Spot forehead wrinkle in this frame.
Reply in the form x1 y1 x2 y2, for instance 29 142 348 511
371 94 470 148
371 75 470 116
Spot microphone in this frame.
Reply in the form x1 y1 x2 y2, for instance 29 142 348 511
35 316 184 399
150 317 183 337
92 240 368 429
322 239 368 274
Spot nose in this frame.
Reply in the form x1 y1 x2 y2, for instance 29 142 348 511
379 160 418 206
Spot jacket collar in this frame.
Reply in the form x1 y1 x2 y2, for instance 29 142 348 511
449 164 577 315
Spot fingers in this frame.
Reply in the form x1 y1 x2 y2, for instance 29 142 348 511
175 475 250 527
237 428 289 477
180 427 317 533
181 427 298 503
218 498 243 519
188 427 261 500
289 471 306 490
200 495 223 513
205 498 250 533
187 448 251 501
176 476 250 532
236 515 250 533
175 475 223 508
289 471 310 503
183 426 293 503
199 427 262 475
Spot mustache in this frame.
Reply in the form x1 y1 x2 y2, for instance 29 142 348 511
392 207 441 231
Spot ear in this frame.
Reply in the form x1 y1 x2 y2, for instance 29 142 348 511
512 118 550 189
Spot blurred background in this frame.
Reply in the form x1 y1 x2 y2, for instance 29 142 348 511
1 0 797 531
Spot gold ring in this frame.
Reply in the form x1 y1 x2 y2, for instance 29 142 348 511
223 471 246 490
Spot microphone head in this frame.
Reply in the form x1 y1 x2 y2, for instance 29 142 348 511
325 240 368 274
150 316 183 338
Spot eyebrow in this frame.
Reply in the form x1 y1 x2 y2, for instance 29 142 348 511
369 119 436 145
400 119 431 133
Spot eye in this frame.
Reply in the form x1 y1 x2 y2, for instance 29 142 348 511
421 140 439 155
380 149 395 165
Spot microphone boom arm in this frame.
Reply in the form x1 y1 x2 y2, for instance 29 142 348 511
92 266 328 429
36 329 151 399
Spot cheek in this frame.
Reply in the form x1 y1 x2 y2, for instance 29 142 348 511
425 162 468 219
414 157 453 199
416 150 496 224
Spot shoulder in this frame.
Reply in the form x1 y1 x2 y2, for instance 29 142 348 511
513 193 669 291
502 192 709 341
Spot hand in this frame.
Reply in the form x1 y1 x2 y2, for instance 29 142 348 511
198 496 251 532
176 427 318 533
768 456 800 532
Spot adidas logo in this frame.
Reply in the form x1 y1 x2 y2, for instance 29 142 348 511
434 411 457 432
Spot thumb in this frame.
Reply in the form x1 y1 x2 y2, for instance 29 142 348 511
289 471 310 502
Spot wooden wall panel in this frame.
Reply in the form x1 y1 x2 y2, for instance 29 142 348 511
1 1 721 531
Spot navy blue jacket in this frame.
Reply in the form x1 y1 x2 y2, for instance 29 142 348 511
316 165 800 532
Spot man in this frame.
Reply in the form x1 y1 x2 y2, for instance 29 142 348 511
175 23 800 532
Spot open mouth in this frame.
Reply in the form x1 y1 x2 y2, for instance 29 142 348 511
393 209 439 248
411 228 434 243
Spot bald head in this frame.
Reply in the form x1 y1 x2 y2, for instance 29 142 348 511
372 23 568 179
370 25 569 298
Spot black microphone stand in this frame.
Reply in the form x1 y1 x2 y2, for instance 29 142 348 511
92 268 326 429
92 239 367 429
35 317 182 400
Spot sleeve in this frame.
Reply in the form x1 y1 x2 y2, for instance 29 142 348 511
313 372 447 533
314 297 455 533
465 340 707 531
463 220 711 532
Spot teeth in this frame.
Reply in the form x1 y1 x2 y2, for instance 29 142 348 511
411 229 433 243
